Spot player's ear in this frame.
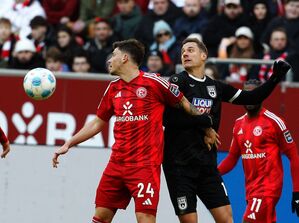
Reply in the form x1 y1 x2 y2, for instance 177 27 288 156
201 52 207 60
122 54 129 63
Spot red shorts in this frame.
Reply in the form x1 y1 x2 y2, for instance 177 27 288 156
95 162 161 216
243 197 279 223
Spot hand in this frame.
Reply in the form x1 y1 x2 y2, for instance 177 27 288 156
72 20 85 33
219 37 236 48
1 141 10 158
292 191 299 217
52 144 70 168
60 16 70 24
204 128 221 150
270 60 291 83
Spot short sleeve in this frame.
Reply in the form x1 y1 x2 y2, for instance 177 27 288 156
96 83 114 122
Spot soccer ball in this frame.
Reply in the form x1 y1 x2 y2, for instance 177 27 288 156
23 68 56 100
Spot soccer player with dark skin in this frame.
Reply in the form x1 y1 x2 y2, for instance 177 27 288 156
218 79 299 223
0 126 10 158
163 38 291 223
52 39 217 223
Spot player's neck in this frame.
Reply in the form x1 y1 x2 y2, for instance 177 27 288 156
247 107 263 118
186 66 205 79
118 66 140 83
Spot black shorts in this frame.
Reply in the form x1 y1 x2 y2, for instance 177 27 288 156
163 164 230 216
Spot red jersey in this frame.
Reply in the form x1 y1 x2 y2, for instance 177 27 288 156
218 108 299 199
97 71 183 166
0 127 8 145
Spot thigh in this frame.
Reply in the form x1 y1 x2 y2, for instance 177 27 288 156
197 168 230 210
243 197 278 223
163 166 198 216
125 165 161 216
95 162 131 210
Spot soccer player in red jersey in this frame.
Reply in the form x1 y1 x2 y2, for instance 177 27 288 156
0 126 10 158
52 39 217 223
218 79 299 223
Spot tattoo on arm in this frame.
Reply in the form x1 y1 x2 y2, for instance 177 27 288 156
175 96 200 115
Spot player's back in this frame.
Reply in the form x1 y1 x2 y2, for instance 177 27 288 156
233 108 286 199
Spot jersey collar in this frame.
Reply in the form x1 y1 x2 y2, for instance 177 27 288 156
188 73 206 82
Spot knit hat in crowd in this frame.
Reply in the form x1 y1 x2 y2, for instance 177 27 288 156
153 20 172 37
224 0 240 5
14 39 36 53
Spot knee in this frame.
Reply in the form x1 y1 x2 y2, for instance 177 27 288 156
93 207 115 223
136 212 156 223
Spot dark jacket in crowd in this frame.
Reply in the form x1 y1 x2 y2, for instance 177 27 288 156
9 54 45 70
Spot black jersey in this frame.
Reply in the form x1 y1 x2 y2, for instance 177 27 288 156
163 71 278 167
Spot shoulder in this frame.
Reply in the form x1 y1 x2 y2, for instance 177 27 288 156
142 72 170 89
235 113 247 125
168 71 187 85
262 109 287 132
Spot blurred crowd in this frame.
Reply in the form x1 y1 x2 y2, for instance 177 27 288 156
0 0 299 81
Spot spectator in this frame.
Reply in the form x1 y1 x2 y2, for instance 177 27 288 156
71 50 91 73
1 0 46 39
27 16 49 56
200 0 218 18
144 50 172 76
150 20 180 73
258 28 289 82
0 18 18 68
202 0 248 57
218 26 257 82
248 0 272 54
56 25 82 68
9 38 45 70
173 0 208 42
42 0 79 26
111 0 142 40
135 0 182 47
71 0 116 35
261 0 299 48
45 47 69 72
84 18 117 73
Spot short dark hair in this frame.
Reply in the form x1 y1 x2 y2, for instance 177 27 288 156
182 38 208 56
30 16 48 29
113 39 145 66
244 79 262 88
46 47 63 62
0 18 12 27
72 50 91 64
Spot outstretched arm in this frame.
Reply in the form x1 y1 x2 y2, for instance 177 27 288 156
222 60 291 105
52 116 106 168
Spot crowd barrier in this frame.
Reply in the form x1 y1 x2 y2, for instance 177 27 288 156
0 69 299 151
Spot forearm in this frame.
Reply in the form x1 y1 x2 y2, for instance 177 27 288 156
65 117 105 148
0 127 8 145
218 152 239 175
232 80 277 105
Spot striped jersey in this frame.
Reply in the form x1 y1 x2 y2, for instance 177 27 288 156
97 71 183 166
219 108 299 199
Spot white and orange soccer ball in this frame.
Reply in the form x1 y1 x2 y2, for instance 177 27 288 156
23 68 56 100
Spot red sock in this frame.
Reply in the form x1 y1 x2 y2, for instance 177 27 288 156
92 216 108 223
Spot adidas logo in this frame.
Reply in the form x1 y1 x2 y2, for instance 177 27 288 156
142 198 152 206
238 128 243 135
247 213 256 220
115 91 121 98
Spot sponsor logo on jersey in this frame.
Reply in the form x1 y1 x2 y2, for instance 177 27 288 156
237 128 243 135
177 196 188 211
136 87 147 98
192 98 213 114
169 83 180 97
115 101 149 122
115 91 121 98
242 140 266 159
142 198 152 206
207 85 217 98
253 126 262 136
247 213 256 220
284 130 293 143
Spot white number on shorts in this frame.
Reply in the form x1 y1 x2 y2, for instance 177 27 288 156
137 183 155 198
251 198 262 212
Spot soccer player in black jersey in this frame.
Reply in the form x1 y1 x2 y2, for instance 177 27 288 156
163 38 291 223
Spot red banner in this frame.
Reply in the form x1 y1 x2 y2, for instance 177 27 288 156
1 74 299 150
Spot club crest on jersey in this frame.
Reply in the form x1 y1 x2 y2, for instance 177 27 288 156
253 126 262 136
284 130 293 143
136 87 147 98
177 196 187 211
169 83 180 97
207 85 217 98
